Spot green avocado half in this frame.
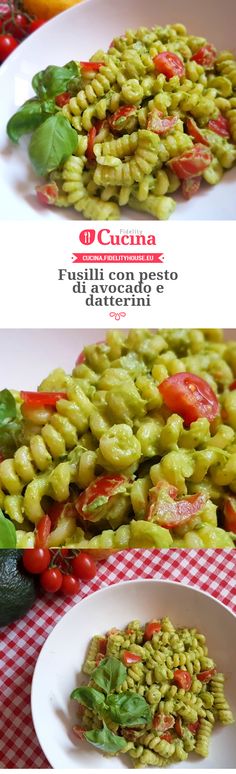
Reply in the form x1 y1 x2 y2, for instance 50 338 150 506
0 550 37 626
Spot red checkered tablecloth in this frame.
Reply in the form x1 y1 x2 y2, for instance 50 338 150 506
0 549 235 769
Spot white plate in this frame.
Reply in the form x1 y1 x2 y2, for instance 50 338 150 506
0 0 235 221
1 328 235 391
31 579 236 769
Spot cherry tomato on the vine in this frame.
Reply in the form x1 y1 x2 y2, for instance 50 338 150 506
23 548 51 574
5 13 29 40
40 567 62 593
71 552 97 581
28 19 45 34
0 33 18 62
61 574 80 596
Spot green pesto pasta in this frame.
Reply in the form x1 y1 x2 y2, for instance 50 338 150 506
71 616 234 767
2 328 236 548
7 25 236 220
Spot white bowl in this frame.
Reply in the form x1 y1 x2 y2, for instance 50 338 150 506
0 0 235 221
31 579 236 768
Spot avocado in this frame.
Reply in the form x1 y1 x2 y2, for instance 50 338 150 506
0 550 37 626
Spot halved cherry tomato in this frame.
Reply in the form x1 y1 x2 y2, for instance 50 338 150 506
147 481 206 529
161 731 173 742
182 177 201 200
23 548 51 574
122 651 142 666
108 105 136 133
47 499 76 529
175 717 183 737
191 44 216 69
55 91 71 107
35 515 52 548
147 108 178 135
159 372 219 425
36 182 58 206
197 668 216 682
168 144 212 179
20 390 67 407
173 669 192 691
153 714 175 732
75 474 127 521
188 721 200 734
153 52 185 79
0 33 18 61
186 117 209 147
80 61 104 71
223 497 236 533
28 20 45 34
98 637 107 655
208 114 230 138
86 126 97 161
40 566 62 593
229 380 236 391
144 620 162 641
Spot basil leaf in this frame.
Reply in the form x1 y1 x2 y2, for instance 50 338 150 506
85 724 127 754
92 657 127 695
0 390 17 424
7 100 45 143
71 687 106 713
28 113 78 176
32 61 80 98
107 692 152 727
0 510 16 548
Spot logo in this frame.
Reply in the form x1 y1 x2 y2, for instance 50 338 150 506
79 229 96 246
79 228 157 247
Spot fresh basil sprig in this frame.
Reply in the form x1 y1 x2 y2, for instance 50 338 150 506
28 113 78 176
71 686 106 714
107 692 152 726
0 510 16 549
92 656 127 694
85 724 127 754
0 389 22 458
32 61 80 99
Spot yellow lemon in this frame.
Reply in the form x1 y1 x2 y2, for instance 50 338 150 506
23 0 82 20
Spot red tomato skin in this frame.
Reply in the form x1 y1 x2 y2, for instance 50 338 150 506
55 91 71 107
224 497 236 534
36 182 59 206
73 725 85 740
40 567 62 593
28 20 45 33
5 13 29 40
80 61 104 71
229 380 236 391
188 721 200 734
175 717 183 737
159 372 219 425
23 548 51 574
208 115 230 138
0 34 18 61
147 109 178 135
86 126 97 161
147 483 206 529
153 52 185 79
191 44 216 69
98 637 107 655
182 177 201 200
71 553 97 581
35 515 52 548
109 105 136 132
144 620 162 641
161 731 173 742
197 668 216 682
186 117 209 147
61 574 80 595
20 390 67 406
122 651 142 666
169 144 212 179
76 474 127 520
152 714 175 732
173 669 192 691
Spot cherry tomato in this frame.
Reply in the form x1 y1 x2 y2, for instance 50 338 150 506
40 567 62 593
182 177 201 200
188 721 200 734
153 52 185 79
208 114 230 138
147 108 178 135
80 61 104 71
36 182 59 206
71 552 97 581
76 474 127 522
159 372 219 425
20 390 67 407
147 481 206 528
153 714 175 732
5 13 29 40
144 620 162 640
86 126 97 161
61 574 80 596
55 91 71 107
60 548 69 556
28 19 45 34
197 668 216 682
161 731 173 742
23 548 51 574
168 144 212 179
191 44 216 69
108 105 136 133
173 669 192 691
229 380 236 391
98 637 107 655
224 496 236 534
0 33 18 62
175 717 183 737
122 651 142 666
35 515 51 548
186 117 209 147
